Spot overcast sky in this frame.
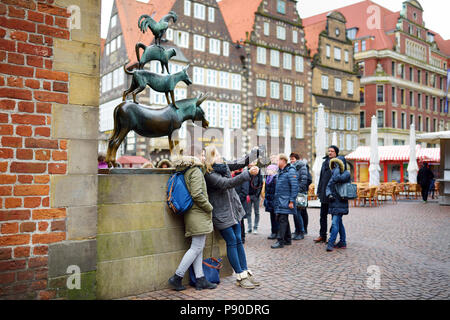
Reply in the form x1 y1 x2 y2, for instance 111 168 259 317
101 0 450 40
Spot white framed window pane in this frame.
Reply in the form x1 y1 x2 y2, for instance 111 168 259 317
231 104 241 129
334 47 341 61
209 38 220 55
223 41 229 57
194 3 205 20
193 35 205 51
270 113 279 137
283 53 292 70
295 116 304 139
166 28 173 41
257 112 267 136
352 116 358 131
184 0 191 16
231 74 241 90
339 116 345 130
344 50 349 62
193 67 204 85
111 14 117 28
283 84 292 101
295 56 304 72
346 134 352 151
335 78 342 93
295 86 304 103
207 69 217 86
321 75 329 90
352 135 358 149
112 68 119 88
219 71 229 88
346 116 352 130
106 72 112 91
256 79 266 97
270 50 280 67
176 31 189 48
257 47 266 64
331 114 337 129
116 35 121 48
270 81 280 99
264 22 269 36
292 30 298 44
276 26 286 40
324 112 329 128
347 81 354 95
111 38 116 52
101 76 106 93
326 45 330 58
218 102 229 128
174 88 187 101
105 43 110 55
205 101 217 127
208 7 215 22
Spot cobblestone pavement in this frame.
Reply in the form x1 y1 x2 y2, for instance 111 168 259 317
124 200 450 300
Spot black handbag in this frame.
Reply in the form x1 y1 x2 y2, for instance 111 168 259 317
335 182 357 200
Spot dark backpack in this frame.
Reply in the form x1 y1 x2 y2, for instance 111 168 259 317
166 169 193 214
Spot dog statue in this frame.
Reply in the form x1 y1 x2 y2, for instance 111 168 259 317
123 64 192 108
134 44 176 72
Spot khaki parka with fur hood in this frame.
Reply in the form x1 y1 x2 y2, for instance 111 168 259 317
173 156 214 237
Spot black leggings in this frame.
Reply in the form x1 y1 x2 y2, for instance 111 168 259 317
421 184 430 201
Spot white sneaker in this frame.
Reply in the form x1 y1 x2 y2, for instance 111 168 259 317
253 229 258 234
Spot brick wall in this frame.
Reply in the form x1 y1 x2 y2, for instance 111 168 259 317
0 0 100 300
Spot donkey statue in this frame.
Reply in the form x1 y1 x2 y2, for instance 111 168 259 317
105 94 209 168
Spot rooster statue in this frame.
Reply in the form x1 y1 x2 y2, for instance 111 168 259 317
138 11 178 46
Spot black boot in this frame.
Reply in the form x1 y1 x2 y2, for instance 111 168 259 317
195 277 217 290
168 274 185 291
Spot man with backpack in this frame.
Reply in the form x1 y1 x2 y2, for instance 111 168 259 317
290 153 311 239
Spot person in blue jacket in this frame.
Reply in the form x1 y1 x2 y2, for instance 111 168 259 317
271 154 299 249
325 155 351 251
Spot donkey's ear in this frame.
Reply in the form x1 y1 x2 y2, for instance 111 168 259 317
184 64 190 71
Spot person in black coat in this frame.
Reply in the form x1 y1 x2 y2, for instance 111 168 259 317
314 145 338 243
246 163 263 234
263 164 279 239
234 168 250 243
290 152 309 240
417 163 434 203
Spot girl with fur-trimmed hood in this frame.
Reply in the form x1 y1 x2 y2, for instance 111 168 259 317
168 155 217 292
325 155 351 252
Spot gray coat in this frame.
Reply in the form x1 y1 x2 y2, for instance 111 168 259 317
205 168 251 231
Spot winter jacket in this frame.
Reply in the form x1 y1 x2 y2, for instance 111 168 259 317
173 156 213 238
248 172 263 197
205 158 252 231
234 171 250 204
274 163 298 215
326 156 351 216
263 175 277 213
317 156 332 203
417 166 434 187
292 160 309 194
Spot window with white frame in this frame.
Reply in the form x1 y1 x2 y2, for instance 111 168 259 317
270 113 279 137
264 22 269 36
339 133 344 148
111 14 117 28
347 80 354 95
256 79 266 97
270 50 280 67
334 47 341 61
354 42 359 53
352 116 358 131
276 26 286 40
219 71 229 89
206 69 217 87
166 28 173 41
324 112 329 128
352 135 358 150
295 86 304 103
361 40 366 51
257 112 267 136
193 35 205 51
218 102 229 128
193 67 204 85
205 101 217 127
295 56 304 72
335 78 342 93
346 134 352 151
208 7 214 22
283 52 292 70
194 3 205 20
346 116 352 130
231 74 241 90
105 72 112 91
231 104 241 129
184 0 191 16
283 84 292 101
338 115 344 130
209 38 220 55
284 115 292 137
321 75 329 90
174 88 187 101
175 31 189 48
257 47 266 64
150 90 165 105
270 81 280 99
292 30 298 44
110 38 116 52
344 50 349 63
223 41 229 57
105 42 110 55
326 44 331 58
331 114 337 129
295 116 304 139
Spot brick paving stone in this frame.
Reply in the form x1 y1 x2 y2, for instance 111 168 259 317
122 201 450 300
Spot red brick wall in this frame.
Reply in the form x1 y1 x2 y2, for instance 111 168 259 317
0 0 71 300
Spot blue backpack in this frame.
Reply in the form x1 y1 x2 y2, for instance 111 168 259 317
167 169 193 214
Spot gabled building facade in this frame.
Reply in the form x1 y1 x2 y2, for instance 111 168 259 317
304 11 360 158
219 0 313 162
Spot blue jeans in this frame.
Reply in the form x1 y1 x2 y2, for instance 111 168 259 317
328 214 346 246
220 224 248 274
293 208 305 234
